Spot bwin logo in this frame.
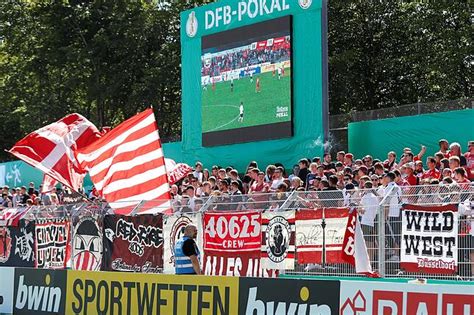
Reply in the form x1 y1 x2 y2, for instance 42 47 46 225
15 274 61 312
245 286 331 315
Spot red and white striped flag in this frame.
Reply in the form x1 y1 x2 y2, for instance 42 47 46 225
9 114 101 191
75 109 171 215
41 174 59 193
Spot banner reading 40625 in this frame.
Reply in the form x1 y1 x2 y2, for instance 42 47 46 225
203 211 268 277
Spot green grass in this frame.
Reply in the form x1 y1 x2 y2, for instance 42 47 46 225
201 68 291 133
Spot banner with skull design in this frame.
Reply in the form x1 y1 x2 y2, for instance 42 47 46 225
0 219 36 267
163 213 202 274
261 210 296 270
102 214 164 273
72 215 103 271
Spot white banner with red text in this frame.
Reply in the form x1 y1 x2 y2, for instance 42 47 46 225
296 208 349 264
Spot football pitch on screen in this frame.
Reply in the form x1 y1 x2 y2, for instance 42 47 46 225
201 69 291 133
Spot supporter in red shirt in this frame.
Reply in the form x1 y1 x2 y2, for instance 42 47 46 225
394 169 409 187
403 163 419 186
249 171 269 202
464 140 474 180
344 153 353 167
454 167 471 190
414 160 424 177
422 157 441 180
438 139 450 158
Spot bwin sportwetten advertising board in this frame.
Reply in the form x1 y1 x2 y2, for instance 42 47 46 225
1 268 473 314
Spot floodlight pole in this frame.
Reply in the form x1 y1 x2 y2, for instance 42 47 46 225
321 0 330 144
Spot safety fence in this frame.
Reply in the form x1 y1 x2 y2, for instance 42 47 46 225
1 267 472 315
0 185 472 282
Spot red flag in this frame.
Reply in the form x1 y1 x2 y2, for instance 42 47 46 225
41 174 58 193
75 109 171 214
9 114 101 191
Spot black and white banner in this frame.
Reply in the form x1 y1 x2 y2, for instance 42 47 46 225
163 213 202 274
401 204 458 274
261 210 295 270
72 215 103 271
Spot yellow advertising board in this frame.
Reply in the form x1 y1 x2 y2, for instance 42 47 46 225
66 270 239 315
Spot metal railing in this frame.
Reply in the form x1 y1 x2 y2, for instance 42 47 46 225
1 183 472 280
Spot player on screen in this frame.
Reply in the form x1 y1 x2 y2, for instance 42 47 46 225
250 73 253 83
255 77 261 93
230 78 234 92
278 67 282 80
238 102 244 122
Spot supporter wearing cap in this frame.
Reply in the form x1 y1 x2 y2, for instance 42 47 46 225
442 168 452 179
403 163 419 186
439 139 449 158
464 141 474 180
297 159 310 186
414 160 424 177
335 162 344 173
422 157 441 180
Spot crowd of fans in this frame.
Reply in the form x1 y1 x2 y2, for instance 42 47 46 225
0 182 71 208
202 42 291 78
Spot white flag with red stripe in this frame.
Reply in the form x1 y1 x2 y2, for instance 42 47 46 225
341 209 380 277
75 109 171 215
9 114 101 191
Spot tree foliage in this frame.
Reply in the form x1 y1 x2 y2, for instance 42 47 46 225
0 0 471 161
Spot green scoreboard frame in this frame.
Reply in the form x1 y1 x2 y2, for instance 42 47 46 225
180 0 328 170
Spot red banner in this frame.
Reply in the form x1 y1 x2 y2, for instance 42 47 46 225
295 208 349 264
203 211 261 251
203 211 267 277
